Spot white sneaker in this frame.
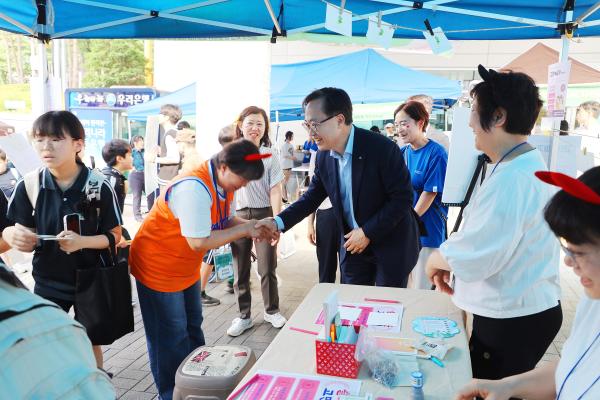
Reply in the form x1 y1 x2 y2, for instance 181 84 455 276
264 312 287 329
227 318 253 337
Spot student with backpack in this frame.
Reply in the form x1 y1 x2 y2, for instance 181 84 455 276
101 138 133 215
2 111 122 371
0 262 116 399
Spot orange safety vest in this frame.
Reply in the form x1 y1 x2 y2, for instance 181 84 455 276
130 160 233 292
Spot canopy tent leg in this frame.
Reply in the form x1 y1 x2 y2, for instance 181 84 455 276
549 1 575 171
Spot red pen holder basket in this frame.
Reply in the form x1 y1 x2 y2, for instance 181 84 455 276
315 339 362 379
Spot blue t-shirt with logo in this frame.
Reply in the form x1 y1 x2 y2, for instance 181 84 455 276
401 140 448 248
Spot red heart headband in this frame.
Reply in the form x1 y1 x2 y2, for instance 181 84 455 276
535 171 600 205
244 153 272 162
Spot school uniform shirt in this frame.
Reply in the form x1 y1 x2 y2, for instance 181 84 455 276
439 149 561 319
235 146 284 210
0 191 9 232
280 142 294 170
554 295 600 399
0 169 16 199
7 165 122 301
101 166 127 214
401 140 448 248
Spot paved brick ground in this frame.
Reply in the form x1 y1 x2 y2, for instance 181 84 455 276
9 201 582 399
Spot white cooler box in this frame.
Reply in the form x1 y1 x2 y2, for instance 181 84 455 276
173 345 256 400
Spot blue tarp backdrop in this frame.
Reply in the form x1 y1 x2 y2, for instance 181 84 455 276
1 1 599 41
126 49 461 121
270 49 461 120
127 83 195 121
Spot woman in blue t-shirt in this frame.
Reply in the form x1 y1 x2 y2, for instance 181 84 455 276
395 101 448 289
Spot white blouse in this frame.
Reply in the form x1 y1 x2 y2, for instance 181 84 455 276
554 295 600 399
440 149 561 318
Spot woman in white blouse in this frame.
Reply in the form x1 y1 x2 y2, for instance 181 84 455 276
426 66 562 382
456 166 600 400
227 106 286 338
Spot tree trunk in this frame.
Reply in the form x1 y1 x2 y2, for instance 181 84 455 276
16 37 24 83
3 34 13 84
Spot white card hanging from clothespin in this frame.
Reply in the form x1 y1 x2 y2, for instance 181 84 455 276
366 14 395 49
325 2 353 37
422 19 453 57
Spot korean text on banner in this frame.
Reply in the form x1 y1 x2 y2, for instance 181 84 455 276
547 62 571 119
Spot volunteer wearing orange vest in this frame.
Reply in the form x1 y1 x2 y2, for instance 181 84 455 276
130 140 273 400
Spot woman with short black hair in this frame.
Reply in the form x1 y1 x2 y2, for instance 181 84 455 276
426 65 562 382
456 166 600 400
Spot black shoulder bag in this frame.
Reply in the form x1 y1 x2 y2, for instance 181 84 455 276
75 232 134 345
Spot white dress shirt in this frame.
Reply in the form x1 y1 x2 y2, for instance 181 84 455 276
440 149 561 318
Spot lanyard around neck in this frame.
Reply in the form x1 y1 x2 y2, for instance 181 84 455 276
490 142 528 176
556 330 600 400
210 160 228 230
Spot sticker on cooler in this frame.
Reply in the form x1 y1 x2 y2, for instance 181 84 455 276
182 345 250 377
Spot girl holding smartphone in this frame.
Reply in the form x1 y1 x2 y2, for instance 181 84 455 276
3 111 122 371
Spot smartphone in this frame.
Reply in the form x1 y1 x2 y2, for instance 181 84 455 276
63 213 81 234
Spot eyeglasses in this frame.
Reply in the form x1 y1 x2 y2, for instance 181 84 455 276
393 121 410 132
559 237 583 264
302 114 338 133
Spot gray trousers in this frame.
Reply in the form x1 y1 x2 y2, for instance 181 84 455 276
231 207 279 319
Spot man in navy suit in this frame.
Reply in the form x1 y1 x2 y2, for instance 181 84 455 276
260 87 420 287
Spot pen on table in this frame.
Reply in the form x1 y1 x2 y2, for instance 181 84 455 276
417 353 445 367
363 297 400 304
289 326 319 335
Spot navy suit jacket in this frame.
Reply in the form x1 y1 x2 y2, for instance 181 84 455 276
279 126 420 279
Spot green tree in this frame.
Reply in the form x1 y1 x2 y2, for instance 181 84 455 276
82 39 145 87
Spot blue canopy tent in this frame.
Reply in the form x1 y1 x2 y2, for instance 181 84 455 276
270 48 461 121
1 1 599 41
125 49 460 122
127 82 196 121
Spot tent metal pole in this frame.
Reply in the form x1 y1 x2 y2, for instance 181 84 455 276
52 15 153 39
264 0 282 34
289 0 456 34
0 12 35 35
371 0 556 28
549 2 574 171
575 1 600 25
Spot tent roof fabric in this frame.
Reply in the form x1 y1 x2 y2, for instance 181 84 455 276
126 82 195 121
270 48 462 111
501 43 600 84
2 1 600 41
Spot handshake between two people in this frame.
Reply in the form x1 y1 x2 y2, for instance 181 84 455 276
245 218 280 246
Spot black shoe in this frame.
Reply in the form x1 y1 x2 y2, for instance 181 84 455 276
99 368 113 379
201 291 221 306
282 197 289 204
224 281 234 294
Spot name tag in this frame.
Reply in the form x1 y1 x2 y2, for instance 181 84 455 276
214 245 234 280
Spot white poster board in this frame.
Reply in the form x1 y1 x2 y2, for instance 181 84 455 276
0 131 42 175
528 134 581 176
144 115 160 196
442 107 479 205
195 42 271 160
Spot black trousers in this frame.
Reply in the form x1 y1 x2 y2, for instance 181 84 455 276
129 171 155 218
340 247 409 288
470 303 562 381
315 208 340 283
